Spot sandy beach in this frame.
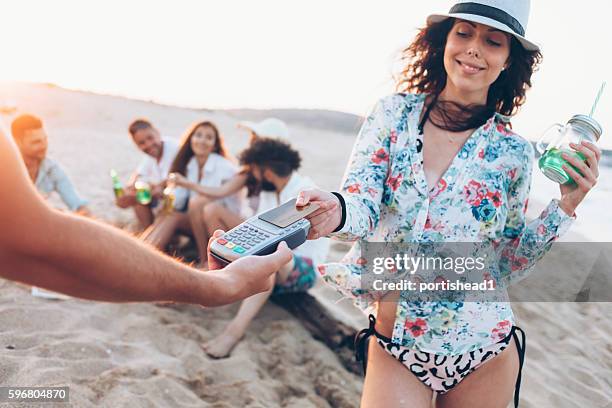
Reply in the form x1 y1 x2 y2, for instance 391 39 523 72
0 81 611 407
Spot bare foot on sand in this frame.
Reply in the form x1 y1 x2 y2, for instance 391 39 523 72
201 331 242 359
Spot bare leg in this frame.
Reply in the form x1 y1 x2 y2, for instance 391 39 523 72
361 333 434 408
142 212 190 250
202 201 244 237
175 210 194 236
116 191 154 229
201 258 295 358
202 285 273 358
436 341 519 408
361 295 433 408
134 203 154 229
187 195 211 262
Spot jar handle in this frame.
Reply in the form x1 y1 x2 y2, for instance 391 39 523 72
536 123 564 155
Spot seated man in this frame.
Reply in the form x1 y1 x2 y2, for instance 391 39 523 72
11 114 90 215
0 125 293 307
202 137 330 358
115 119 183 228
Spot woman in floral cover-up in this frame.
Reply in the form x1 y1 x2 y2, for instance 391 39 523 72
296 1 602 407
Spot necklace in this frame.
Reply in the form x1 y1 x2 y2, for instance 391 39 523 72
418 99 471 144
422 118 469 144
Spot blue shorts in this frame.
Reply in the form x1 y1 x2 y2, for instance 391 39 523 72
175 196 189 213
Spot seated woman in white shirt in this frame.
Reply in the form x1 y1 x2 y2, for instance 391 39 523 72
143 121 247 262
178 118 292 255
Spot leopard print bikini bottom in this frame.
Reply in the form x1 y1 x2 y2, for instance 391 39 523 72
355 314 526 407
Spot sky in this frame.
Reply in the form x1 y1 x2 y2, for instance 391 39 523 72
1 0 611 147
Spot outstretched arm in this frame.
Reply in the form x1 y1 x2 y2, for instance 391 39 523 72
0 130 291 306
175 172 248 198
48 160 90 212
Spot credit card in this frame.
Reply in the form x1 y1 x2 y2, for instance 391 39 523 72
258 198 320 228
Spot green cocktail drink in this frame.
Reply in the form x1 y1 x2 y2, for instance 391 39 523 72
536 114 602 185
538 148 586 185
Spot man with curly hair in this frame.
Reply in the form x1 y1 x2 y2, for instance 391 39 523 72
202 137 330 358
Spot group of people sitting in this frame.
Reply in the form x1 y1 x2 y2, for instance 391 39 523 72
10 113 329 358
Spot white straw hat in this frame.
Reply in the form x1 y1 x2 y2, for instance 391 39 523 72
427 0 540 52
238 118 290 140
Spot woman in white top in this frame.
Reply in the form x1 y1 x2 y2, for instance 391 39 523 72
176 118 293 258
143 121 246 262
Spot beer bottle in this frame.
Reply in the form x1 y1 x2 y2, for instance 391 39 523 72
162 173 177 213
110 169 124 198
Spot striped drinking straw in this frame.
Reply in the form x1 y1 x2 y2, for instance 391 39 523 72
589 82 607 117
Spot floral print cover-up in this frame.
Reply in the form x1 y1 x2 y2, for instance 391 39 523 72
318 93 574 355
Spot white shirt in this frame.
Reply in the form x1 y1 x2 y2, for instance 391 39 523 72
136 138 180 184
185 153 247 216
257 173 329 266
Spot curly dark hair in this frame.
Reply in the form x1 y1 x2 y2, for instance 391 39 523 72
239 137 301 177
396 18 542 130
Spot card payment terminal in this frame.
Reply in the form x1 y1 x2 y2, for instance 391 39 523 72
210 198 320 263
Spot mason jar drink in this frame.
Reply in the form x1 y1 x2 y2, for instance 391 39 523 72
134 180 152 205
536 115 603 184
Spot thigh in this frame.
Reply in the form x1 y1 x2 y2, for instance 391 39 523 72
173 212 192 234
188 194 209 214
159 211 190 234
436 341 519 408
134 202 154 217
142 214 179 245
145 213 177 234
139 211 165 239
361 336 433 408
204 201 244 228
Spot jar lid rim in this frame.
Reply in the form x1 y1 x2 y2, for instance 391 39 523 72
568 115 603 140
